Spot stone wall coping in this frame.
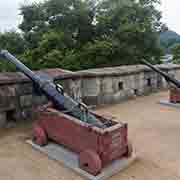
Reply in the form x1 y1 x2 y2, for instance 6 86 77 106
0 68 71 85
0 64 180 84
55 64 180 80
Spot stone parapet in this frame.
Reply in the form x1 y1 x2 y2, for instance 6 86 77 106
0 64 180 127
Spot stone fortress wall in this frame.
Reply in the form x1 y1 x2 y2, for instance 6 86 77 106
0 64 180 127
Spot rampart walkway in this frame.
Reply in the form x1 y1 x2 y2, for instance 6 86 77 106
1 91 180 180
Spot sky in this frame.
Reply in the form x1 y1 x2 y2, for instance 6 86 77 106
0 0 180 33
160 0 180 33
0 0 41 32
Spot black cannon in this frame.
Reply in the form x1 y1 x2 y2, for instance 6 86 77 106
0 50 133 176
142 59 180 103
0 50 107 128
142 59 180 88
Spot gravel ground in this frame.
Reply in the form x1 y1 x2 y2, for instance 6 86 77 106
1 91 180 180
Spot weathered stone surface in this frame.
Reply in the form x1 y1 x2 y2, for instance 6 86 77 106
0 85 17 97
0 64 180 125
0 68 70 85
0 96 17 111
174 69 180 79
101 77 114 94
0 112 7 127
82 96 99 105
156 75 163 89
32 95 48 106
20 95 33 107
82 78 101 97
69 79 82 101
112 77 124 93
125 89 134 97
16 83 33 95
58 79 82 101
136 88 144 96
21 107 38 120
113 92 123 103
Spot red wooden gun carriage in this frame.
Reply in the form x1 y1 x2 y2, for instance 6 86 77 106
33 107 132 175
0 50 133 176
142 59 180 104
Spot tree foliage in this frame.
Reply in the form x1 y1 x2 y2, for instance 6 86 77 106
172 43 180 63
0 31 26 71
0 31 26 54
0 0 163 71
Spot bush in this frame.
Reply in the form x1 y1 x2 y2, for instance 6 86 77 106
0 0 163 72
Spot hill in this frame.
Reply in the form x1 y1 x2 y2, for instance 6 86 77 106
160 30 180 53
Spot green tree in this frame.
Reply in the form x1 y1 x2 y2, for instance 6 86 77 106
19 0 95 49
0 0 163 71
95 0 163 64
0 31 26 54
0 31 26 71
172 43 180 63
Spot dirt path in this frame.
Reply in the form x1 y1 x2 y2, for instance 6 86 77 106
1 91 180 180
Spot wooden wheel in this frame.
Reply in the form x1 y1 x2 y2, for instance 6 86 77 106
33 126 47 146
79 149 102 176
125 141 133 158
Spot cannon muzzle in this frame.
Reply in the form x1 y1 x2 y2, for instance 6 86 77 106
0 50 106 128
141 59 180 88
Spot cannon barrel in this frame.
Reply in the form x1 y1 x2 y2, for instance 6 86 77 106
0 50 106 128
141 59 180 88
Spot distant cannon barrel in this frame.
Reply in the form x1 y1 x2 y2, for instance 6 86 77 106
0 50 43 84
0 50 106 128
141 59 180 88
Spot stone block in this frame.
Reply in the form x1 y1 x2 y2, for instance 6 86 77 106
112 90 126 102
144 72 155 80
101 77 113 94
59 79 69 92
82 96 99 105
58 79 82 101
123 76 132 90
113 93 121 103
156 75 163 88
125 89 134 97
20 107 37 120
0 85 17 97
0 96 17 111
20 95 33 107
100 94 114 104
136 88 144 96
112 77 126 93
127 75 135 89
27 140 136 180
16 83 33 95
0 112 7 127
134 73 144 90
139 79 145 90
113 90 132 103
175 70 180 79
33 95 48 106
82 78 101 97
69 79 82 101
